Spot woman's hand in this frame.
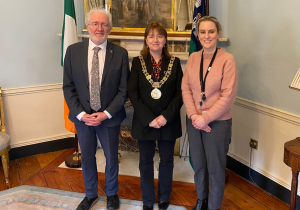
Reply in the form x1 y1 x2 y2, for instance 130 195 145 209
200 125 212 133
149 119 161 129
156 115 167 127
191 115 211 132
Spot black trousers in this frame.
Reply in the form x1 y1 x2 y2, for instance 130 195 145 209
138 139 176 206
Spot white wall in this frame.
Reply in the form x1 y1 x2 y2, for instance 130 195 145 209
209 0 228 38
0 0 85 89
2 85 73 148
231 98 300 194
0 1 86 147
225 0 300 115
0 1 62 88
210 0 300 196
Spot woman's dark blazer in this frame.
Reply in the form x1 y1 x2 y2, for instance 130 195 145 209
127 53 183 141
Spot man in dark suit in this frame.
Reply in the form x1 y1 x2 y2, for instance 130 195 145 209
63 8 129 210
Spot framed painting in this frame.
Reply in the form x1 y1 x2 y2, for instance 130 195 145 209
84 0 177 31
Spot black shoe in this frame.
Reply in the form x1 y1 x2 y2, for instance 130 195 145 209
76 196 99 210
143 205 153 210
158 201 169 210
192 198 208 210
107 194 120 210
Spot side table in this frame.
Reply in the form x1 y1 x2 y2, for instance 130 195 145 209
284 137 300 210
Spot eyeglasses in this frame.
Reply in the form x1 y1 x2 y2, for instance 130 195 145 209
88 22 109 29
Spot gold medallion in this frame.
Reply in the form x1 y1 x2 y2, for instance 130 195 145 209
138 55 175 100
151 88 162 99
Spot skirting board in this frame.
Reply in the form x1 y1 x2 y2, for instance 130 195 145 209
9 137 76 160
228 152 290 195
11 133 75 148
226 154 297 207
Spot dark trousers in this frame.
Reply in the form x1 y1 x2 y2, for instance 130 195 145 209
75 122 120 198
138 140 176 206
187 118 232 210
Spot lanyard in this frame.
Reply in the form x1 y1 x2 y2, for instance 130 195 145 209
200 48 218 107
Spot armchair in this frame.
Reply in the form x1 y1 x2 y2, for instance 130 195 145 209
0 87 11 185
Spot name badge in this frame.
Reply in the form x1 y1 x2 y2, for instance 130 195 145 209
200 107 209 114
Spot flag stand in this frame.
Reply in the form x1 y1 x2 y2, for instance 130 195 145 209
65 134 81 168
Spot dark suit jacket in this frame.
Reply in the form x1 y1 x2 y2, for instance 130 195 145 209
63 40 129 127
127 53 183 140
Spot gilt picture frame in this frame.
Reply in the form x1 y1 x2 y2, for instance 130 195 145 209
83 0 177 32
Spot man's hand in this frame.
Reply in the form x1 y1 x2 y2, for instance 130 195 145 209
90 112 108 122
192 115 211 132
149 119 161 129
156 115 167 127
81 114 101 126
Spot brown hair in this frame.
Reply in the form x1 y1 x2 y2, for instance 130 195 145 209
140 22 171 59
197 16 222 35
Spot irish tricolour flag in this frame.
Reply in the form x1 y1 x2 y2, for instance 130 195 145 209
61 0 78 66
61 0 78 133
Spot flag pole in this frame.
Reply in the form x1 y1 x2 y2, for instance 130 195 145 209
206 0 209 15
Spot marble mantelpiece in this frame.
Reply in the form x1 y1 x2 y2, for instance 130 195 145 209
58 33 228 61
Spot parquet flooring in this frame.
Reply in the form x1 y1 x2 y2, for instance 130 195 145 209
0 149 289 210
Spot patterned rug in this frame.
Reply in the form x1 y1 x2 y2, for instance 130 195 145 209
0 185 187 210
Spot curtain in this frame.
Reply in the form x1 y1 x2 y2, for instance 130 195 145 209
89 0 104 9
177 0 182 20
187 0 194 22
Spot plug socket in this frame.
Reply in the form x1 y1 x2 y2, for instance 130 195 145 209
250 139 258 150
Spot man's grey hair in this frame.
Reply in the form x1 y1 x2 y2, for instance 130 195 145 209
85 8 112 29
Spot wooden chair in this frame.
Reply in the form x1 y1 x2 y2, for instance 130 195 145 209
0 87 11 186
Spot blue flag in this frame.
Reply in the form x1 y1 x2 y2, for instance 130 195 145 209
189 0 206 55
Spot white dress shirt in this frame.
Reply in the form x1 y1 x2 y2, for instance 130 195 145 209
77 39 112 121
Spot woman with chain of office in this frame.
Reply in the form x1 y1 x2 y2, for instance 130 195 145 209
127 21 183 210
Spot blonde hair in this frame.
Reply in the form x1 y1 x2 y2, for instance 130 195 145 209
140 22 171 59
197 16 222 36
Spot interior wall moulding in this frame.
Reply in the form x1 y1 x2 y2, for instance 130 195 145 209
2 84 62 97
234 97 300 126
57 33 228 42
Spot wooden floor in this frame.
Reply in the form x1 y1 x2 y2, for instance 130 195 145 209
0 149 290 210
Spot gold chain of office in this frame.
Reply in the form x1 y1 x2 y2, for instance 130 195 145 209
138 55 175 88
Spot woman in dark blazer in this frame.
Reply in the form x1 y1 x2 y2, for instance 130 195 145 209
127 22 183 210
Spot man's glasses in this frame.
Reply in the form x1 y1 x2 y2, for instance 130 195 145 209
88 22 109 29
